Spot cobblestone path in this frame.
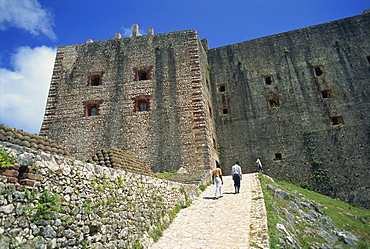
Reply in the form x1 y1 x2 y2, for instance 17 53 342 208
150 173 269 249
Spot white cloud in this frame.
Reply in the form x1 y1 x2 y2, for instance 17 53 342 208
0 0 56 40
0 46 56 134
121 25 145 37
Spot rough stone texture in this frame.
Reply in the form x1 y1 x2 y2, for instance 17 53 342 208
259 175 364 249
0 124 67 157
40 30 217 173
0 143 199 249
39 12 370 208
87 148 153 176
208 10 370 208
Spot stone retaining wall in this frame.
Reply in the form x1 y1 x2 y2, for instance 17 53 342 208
0 142 199 249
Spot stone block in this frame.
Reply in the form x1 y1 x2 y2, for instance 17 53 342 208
20 173 44 181
19 179 36 186
7 177 18 183
0 168 19 177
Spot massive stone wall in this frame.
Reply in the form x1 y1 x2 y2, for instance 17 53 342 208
39 11 370 207
208 11 370 207
40 29 218 173
0 142 199 249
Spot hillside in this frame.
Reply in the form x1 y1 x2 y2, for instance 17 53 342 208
259 174 370 248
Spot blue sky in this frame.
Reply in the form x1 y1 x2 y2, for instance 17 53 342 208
0 0 369 135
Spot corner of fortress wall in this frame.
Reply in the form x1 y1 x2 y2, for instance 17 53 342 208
39 28 218 173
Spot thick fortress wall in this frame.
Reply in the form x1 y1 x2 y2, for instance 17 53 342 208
208 11 370 207
40 30 217 173
40 11 370 207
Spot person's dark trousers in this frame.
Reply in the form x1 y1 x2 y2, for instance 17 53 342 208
233 174 241 193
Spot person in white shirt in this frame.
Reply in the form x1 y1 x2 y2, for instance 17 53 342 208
256 158 263 172
231 162 242 193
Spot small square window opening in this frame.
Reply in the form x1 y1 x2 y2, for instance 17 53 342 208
91 76 100 86
133 95 151 112
89 106 97 116
138 71 147 81
133 66 152 81
269 99 279 107
264 76 272 85
88 72 104 86
321 89 333 98
274 153 282 160
139 100 147 112
83 100 103 117
367 56 370 64
314 66 323 76
330 116 344 126
221 107 229 115
219 85 226 92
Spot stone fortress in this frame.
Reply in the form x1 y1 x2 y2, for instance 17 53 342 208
40 10 370 208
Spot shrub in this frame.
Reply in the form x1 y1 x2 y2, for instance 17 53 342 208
199 184 207 191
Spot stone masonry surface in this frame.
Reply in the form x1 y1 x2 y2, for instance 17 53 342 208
40 30 217 174
1 139 366 248
208 10 370 208
39 11 370 208
0 143 199 249
150 173 269 249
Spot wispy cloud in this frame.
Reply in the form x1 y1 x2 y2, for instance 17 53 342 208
120 25 145 37
0 46 56 134
0 0 56 40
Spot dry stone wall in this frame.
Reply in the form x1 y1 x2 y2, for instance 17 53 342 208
0 142 199 249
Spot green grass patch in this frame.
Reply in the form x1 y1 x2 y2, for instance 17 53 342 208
276 180 370 245
154 171 177 180
259 173 370 248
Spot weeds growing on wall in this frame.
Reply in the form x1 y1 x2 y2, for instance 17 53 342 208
24 188 61 221
148 188 192 242
0 148 16 167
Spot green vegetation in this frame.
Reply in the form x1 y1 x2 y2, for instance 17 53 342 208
199 184 207 191
24 188 61 221
0 147 16 167
132 242 143 249
148 187 192 242
259 174 370 248
154 170 178 180
259 174 282 248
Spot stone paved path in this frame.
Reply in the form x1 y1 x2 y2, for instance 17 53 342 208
149 173 269 249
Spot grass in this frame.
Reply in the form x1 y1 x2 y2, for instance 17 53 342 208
148 187 193 243
153 170 178 180
280 181 370 243
259 174 370 248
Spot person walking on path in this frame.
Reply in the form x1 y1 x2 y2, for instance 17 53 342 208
231 162 242 193
212 163 223 199
256 157 263 172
